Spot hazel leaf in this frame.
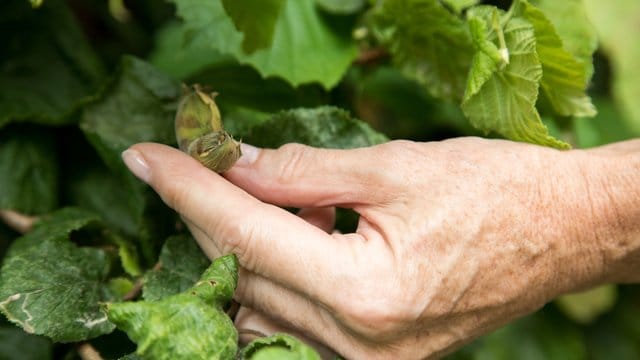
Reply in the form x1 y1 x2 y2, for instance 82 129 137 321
315 0 365 14
462 6 570 149
221 0 286 54
0 128 58 215
370 0 474 100
0 324 52 360
108 255 239 360
143 235 210 301
441 0 479 14
241 333 322 360
531 0 598 79
0 208 116 342
168 0 357 89
514 0 596 117
242 106 388 149
0 0 104 128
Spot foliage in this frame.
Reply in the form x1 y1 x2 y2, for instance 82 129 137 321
0 0 638 358
107 255 239 359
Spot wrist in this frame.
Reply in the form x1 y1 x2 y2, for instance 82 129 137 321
569 149 640 285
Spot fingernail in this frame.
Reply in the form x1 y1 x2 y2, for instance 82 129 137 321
235 143 260 167
122 149 150 183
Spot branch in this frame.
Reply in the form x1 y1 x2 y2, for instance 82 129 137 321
77 343 103 360
354 47 389 65
122 262 162 301
0 210 38 234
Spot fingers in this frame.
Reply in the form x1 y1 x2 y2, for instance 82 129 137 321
297 207 335 233
183 207 335 258
122 143 349 305
234 269 349 355
235 307 338 359
225 143 396 208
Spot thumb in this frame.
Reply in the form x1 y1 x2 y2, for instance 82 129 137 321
226 143 393 208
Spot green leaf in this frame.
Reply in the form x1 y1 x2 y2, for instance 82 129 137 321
242 107 389 148
461 6 570 149
0 128 58 215
109 278 136 299
241 333 322 360
8 207 100 253
143 235 211 301
0 0 104 129
168 0 358 88
108 255 239 360
555 285 618 324
29 0 44 8
221 0 286 54
441 0 479 14
223 107 272 138
0 208 116 342
67 164 139 244
370 0 474 100
80 56 181 263
584 0 640 133
149 21 231 80
150 25 328 112
0 222 15 262
530 0 598 78
80 56 179 165
315 0 365 14
65 166 144 276
514 0 596 117
194 64 328 113
0 324 52 360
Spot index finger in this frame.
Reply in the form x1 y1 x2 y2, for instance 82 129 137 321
122 143 350 305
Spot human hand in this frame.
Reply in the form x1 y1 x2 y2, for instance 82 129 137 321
122 137 640 359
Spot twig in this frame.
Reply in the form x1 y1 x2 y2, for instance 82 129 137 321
122 262 162 301
77 343 103 360
354 47 389 65
122 280 144 301
0 210 38 234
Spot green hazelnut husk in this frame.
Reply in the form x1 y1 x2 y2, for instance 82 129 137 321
175 85 241 173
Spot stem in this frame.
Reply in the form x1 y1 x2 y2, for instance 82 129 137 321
0 210 37 234
122 280 144 301
77 343 103 360
122 262 161 301
355 48 389 65
491 10 509 66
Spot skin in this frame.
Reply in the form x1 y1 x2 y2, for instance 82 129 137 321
122 137 640 359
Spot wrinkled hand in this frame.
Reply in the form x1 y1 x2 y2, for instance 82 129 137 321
122 138 640 359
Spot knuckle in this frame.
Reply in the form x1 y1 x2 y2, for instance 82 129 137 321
335 285 410 341
273 143 313 184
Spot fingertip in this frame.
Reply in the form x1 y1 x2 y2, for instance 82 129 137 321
122 148 150 183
